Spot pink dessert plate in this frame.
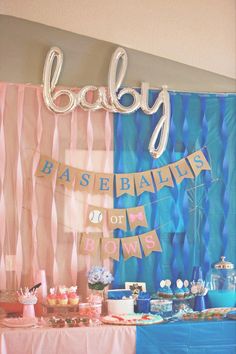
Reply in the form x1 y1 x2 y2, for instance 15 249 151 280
0 317 37 328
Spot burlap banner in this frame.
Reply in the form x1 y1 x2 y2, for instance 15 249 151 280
187 150 211 176
127 205 148 230
107 208 127 231
79 233 101 256
121 236 142 260
79 230 162 260
101 238 120 261
86 205 105 230
116 173 135 197
87 204 148 231
139 230 162 256
35 149 211 195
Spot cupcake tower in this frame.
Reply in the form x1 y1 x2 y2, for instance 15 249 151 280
47 286 79 306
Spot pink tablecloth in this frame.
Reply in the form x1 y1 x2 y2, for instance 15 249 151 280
0 325 136 354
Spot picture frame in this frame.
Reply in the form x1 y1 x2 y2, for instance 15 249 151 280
125 282 146 296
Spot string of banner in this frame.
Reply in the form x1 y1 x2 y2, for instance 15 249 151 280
35 148 211 261
78 229 162 261
36 149 211 197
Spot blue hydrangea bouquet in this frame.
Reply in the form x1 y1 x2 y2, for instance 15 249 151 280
88 266 114 290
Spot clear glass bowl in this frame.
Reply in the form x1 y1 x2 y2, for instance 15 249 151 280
206 256 236 307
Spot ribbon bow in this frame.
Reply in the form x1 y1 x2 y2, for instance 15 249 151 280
129 212 144 223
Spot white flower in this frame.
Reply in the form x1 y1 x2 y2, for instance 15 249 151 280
87 266 113 286
100 271 114 285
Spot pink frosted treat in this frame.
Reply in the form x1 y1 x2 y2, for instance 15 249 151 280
47 288 57 306
68 286 79 305
57 288 68 305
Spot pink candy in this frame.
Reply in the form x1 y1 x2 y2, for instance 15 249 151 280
79 303 102 318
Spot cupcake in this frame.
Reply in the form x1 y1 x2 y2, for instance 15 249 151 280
68 286 79 305
174 288 185 299
57 290 68 305
157 280 166 298
158 280 173 299
58 285 68 294
47 288 57 306
174 279 185 299
183 280 190 297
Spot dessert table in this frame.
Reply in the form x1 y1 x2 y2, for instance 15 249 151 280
0 320 235 354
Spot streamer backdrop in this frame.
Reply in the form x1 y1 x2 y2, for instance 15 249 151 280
113 90 236 292
0 82 235 297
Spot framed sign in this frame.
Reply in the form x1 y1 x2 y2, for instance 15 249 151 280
125 282 146 296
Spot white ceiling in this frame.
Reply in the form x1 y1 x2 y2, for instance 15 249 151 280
1 0 236 79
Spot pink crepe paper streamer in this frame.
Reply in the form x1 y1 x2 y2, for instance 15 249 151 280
70 109 78 285
51 114 59 285
15 85 25 287
102 111 113 271
0 83 7 288
84 109 94 271
30 88 43 278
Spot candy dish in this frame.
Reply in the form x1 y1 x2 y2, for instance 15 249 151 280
65 318 80 327
48 317 66 328
78 302 102 319
48 316 90 328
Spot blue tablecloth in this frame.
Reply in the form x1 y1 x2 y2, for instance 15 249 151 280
136 320 236 354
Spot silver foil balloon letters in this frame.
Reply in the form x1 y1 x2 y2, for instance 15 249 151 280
43 47 77 114
42 46 170 159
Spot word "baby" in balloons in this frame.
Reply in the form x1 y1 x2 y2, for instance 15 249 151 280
42 47 170 159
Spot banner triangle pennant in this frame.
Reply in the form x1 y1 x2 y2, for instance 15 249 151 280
57 163 75 189
121 236 142 260
94 173 114 196
170 158 194 184
134 171 155 195
115 174 135 197
139 230 162 256
107 209 127 230
101 238 120 261
152 165 174 190
86 205 106 229
79 233 101 256
35 155 59 179
187 150 211 177
127 205 148 230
